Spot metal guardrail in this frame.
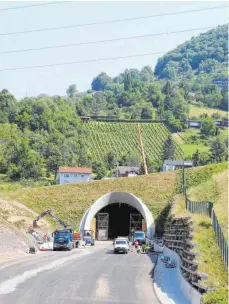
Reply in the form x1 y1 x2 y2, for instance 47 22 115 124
185 197 228 269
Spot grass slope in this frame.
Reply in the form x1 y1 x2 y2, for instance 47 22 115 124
5 171 180 230
189 105 228 118
3 162 227 232
83 122 183 162
172 196 228 304
187 169 228 240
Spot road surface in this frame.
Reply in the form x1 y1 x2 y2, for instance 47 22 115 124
0 242 160 304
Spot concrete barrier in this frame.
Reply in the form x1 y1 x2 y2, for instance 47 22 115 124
154 246 201 304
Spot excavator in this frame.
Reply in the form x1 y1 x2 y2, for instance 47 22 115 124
33 209 80 251
33 209 69 229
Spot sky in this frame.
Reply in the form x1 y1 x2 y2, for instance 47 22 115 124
0 1 228 99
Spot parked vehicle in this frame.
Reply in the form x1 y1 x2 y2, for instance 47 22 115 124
133 231 146 245
53 228 79 251
114 239 129 254
82 230 95 246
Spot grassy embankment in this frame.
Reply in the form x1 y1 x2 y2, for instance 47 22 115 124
4 170 180 230
172 163 228 304
172 195 228 304
187 169 228 240
1 162 227 230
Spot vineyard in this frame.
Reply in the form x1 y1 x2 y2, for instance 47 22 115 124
83 122 183 162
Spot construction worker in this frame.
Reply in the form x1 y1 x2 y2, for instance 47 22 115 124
43 234 47 242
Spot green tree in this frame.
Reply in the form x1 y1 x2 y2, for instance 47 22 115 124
141 107 153 119
66 84 77 98
0 90 18 123
91 73 112 91
200 117 216 138
163 135 175 160
104 151 117 170
210 137 228 163
92 162 106 180
124 71 132 91
192 149 201 166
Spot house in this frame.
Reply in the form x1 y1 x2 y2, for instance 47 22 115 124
187 120 201 128
117 166 140 178
58 167 93 184
162 160 193 172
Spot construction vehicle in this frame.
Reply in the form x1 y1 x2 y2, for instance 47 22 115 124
133 230 146 245
53 228 79 251
33 210 79 251
33 209 69 229
81 229 95 246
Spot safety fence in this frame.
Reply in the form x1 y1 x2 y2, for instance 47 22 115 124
185 197 228 269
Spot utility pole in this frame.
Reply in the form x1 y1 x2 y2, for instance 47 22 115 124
137 123 148 175
182 160 186 195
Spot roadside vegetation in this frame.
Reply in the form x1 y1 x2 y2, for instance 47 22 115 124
187 169 228 239
172 196 228 304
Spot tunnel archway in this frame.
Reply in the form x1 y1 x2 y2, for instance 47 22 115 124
79 192 155 239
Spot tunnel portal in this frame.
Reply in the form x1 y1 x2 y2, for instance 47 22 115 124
94 203 144 240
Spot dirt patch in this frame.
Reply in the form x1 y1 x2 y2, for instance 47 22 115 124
0 197 51 263
172 133 185 144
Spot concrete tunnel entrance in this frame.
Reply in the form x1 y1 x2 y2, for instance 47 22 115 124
96 203 143 239
79 192 155 240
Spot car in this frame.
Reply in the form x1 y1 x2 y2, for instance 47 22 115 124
116 237 130 250
114 239 129 254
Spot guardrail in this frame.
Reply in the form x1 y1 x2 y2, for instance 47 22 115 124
185 197 228 269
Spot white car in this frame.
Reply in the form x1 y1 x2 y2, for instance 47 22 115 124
114 239 129 254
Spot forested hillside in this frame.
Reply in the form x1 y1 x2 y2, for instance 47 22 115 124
155 24 228 110
0 93 89 180
0 24 228 182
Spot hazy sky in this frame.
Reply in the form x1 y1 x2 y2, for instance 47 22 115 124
0 1 228 99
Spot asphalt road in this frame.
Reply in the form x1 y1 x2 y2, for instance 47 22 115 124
0 242 160 304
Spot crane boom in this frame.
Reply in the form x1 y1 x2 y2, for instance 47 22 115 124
33 209 68 228
137 123 148 175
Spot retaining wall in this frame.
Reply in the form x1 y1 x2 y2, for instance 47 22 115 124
163 247 201 304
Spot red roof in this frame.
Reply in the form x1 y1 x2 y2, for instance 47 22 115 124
59 167 92 174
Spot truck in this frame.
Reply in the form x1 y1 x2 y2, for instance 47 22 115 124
133 230 146 245
53 228 79 251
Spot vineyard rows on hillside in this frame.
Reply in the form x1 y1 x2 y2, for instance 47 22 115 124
83 122 183 162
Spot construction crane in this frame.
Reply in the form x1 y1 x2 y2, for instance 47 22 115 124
137 123 148 175
33 209 69 229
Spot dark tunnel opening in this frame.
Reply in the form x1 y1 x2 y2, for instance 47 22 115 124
96 203 143 239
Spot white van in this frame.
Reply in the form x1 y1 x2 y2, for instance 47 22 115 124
114 239 129 254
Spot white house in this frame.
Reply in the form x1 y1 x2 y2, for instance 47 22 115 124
58 167 93 185
162 160 193 172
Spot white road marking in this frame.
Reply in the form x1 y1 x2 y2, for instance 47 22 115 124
95 276 109 299
0 250 91 295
